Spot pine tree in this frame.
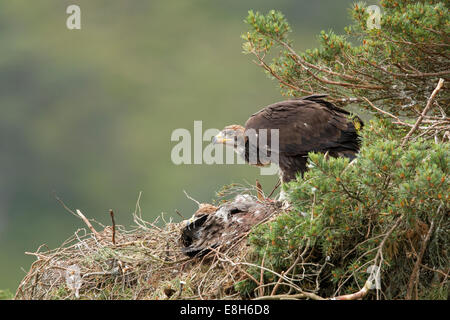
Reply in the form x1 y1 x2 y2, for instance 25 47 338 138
239 0 449 300
242 0 449 141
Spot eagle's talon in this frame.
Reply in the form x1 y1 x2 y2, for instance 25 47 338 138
281 200 291 210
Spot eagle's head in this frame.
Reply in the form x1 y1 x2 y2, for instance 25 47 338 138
212 125 246 148
212 124 247 160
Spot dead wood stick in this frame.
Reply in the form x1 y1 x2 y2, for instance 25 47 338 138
401 78 445 147
419 264 449 279
259 274 375 300
208 247 260 287
259 249 267 297
256 179 264 201
109 209 116 245
175 209 186 219
271 239 310 296
267 179 281 199
331 281 372 300
76 209 101 239
406 219 435 300
183 190 200 207
254 291 325 300
24 252 51 260
363 97 404 123
53 193 78 218
254 293 313 300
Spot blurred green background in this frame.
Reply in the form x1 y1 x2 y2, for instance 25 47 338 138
0 0 355 292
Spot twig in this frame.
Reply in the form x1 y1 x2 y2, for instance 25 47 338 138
374 215 404 265
419 264 449 280
175 209 186 219
259 248 267 297
406 219 435 300
271 239 310 296
254 292 324 300
278 40 384 90
401 78 445 146
177 281 186 299
208 247 260 287
250 48 306 93
75 209 101 239
371 215 403 299
255 179 264 201
362 97 404 123
224 259 303 292
53 193 78 218
109 209 116 245
183 190 200 207
331 280 372 300
267 179 281 199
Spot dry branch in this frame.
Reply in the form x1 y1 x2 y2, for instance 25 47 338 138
76 209 101 239
406 219 435 300
401 78 445 146
109 209 116 245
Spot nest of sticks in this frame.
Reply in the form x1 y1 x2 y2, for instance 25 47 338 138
15 183 386 301
15 188 281 300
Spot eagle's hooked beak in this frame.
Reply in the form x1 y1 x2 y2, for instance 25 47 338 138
212 131 232 144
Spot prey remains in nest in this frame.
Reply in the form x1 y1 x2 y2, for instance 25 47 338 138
180 194 281 257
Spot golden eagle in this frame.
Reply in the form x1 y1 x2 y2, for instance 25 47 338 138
213 94 363 186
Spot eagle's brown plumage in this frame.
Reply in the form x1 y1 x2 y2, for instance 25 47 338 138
214 94 363 183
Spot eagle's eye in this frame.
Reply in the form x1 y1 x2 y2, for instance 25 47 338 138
224 129 235 137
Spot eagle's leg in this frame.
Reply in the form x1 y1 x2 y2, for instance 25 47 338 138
276 156 307 209
277 175 291 209
278 190 291 209
278 189 287 201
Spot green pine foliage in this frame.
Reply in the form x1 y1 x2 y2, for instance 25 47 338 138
242 1 449 120
0 289 13 300
239 0 449 299
245 119 448 299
